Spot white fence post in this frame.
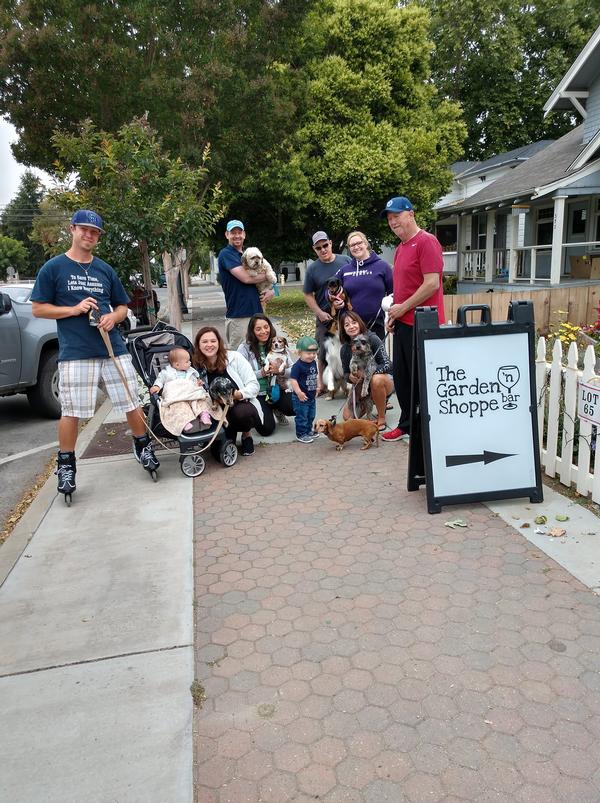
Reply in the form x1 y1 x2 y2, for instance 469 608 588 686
535 337 548 468
545 339 563 477
577 346 596 497
560 341 578 487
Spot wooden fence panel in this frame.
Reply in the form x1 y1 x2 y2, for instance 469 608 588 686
576 347 596 497
560 342 578 487
545 339 563 477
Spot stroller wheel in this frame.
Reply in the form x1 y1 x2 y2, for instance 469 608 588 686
220 441 238 467
180 453 206 477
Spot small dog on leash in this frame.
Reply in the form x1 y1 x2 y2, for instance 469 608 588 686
314 417 380 451
241 247 278 296
265 335 293 392
209 376 236 407
349 334 377 398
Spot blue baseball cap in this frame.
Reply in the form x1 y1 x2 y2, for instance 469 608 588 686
71 209 104 231
226 219 245 232
380 196 414 217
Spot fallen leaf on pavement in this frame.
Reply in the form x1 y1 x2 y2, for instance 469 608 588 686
445 519 468 529
555 514 569 522
535 515 548 525
548 527 566 537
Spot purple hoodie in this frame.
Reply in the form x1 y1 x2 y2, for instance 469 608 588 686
336 252 393 325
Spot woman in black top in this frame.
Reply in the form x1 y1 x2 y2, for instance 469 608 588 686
339 311 394 431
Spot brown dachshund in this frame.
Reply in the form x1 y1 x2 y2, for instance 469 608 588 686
314 417 380 451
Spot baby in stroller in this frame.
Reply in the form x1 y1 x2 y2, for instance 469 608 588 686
128 324 238 477
149 346 214 433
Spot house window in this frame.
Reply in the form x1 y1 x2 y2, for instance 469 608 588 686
470 214 487 250
537 206 554 246
594 198 600 245
571 208 587 235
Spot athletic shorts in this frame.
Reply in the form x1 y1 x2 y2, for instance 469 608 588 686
58 355 140 418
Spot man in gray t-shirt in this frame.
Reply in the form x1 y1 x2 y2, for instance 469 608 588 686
303 230 351 391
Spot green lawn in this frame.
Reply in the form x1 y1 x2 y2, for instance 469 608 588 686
267 286 315 342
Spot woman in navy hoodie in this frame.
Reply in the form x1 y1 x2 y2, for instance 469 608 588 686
335 231 393 340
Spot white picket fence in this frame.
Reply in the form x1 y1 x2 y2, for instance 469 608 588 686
536 337 600 501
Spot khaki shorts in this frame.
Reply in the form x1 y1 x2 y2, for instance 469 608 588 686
225 317 252 349
58 355 140 418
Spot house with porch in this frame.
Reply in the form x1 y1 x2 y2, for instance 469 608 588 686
434 24 600 288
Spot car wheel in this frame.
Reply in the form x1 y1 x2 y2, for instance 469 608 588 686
27 348 61 418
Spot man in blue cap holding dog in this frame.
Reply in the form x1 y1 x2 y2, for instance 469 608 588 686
31 209 160 500
217 219 275 348
380 196 445 443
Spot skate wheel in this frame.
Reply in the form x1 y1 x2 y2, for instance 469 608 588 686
150 470 158 482
64 493 72 507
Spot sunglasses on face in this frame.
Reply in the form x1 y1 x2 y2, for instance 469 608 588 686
348 241 364 249
314 243 331 251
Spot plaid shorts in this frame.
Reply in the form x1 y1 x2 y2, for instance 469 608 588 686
58 355 140 418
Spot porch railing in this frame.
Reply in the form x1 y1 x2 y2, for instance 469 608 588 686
460 248 509 281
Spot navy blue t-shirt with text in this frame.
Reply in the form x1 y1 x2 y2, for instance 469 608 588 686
31 254 130 361
290 358 318 400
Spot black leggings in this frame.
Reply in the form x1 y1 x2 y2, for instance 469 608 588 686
224 393 295 439
392 322 414 434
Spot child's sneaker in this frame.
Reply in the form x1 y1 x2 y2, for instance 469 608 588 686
382 427 408 442
296 434 314 443
200 411 212 426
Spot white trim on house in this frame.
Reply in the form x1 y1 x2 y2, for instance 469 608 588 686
569 128 600 171
544 26 600 117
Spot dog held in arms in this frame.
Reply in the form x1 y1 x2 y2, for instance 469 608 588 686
321 278 351 399
347 334 378 419
209 376 236 425
314 417 380 451
265 335 293 393
241 247 278 298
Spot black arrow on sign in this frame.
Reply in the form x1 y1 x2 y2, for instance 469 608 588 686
445 450 515 467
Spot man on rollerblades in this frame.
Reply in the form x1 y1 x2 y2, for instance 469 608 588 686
31 210 159 502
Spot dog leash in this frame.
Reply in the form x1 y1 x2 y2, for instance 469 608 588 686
98 326 230 456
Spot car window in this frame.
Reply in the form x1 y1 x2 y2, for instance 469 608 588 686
0 286 33 303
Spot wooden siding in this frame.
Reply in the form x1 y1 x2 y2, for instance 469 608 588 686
584 74 600 144
444 285 600 333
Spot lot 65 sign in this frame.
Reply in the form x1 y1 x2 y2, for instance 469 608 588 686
578 379 600 426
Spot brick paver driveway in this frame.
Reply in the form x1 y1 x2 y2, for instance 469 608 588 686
193 442 600 802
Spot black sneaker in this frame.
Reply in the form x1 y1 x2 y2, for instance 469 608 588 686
241 436 255 456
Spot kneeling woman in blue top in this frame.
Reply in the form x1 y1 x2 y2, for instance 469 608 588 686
237 314 296 435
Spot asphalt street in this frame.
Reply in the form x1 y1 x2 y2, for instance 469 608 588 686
0 394 58 530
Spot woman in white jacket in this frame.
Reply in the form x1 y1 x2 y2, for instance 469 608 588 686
192 326 263 456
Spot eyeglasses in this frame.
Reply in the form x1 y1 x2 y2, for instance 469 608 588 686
314 243 331 251
348 241 365 249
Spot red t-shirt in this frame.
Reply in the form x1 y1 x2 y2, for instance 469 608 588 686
393 229 445 325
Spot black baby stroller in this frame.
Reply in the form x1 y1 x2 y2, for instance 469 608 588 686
127 322 238 477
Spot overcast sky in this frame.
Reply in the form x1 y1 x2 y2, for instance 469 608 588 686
0 118 51 207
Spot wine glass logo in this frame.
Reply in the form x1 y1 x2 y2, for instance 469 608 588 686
497 365 520 410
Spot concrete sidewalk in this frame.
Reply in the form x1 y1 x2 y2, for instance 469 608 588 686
1 317 600 802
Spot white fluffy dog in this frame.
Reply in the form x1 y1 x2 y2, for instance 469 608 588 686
241 247 278 296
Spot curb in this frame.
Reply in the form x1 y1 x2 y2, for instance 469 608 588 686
0 398 113 589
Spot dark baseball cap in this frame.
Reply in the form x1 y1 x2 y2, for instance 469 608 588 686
379 196 414 217
71 209 104 231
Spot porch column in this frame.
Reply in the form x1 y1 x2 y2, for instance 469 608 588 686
485 210 496 283
508 213 519 283
550 195 567 285
456 215 462 279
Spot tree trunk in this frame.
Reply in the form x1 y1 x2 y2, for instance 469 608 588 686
139 239 156 326
180 249 191 297
163 250 182 331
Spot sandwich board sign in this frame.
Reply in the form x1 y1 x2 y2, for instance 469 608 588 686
408 301 543 514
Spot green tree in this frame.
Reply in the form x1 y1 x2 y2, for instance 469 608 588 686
421 0 600 159
229 0 465 259
0 0 307 172
0 170 45 272
0 235 28 280
50 118 224 327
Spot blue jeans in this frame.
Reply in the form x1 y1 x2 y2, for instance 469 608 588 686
292 396 316 437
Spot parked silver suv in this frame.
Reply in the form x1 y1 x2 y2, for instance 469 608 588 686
0 283 136 418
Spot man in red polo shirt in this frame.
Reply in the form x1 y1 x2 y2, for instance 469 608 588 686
381 196 445 442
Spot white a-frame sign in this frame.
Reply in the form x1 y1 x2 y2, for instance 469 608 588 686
408 302 543 514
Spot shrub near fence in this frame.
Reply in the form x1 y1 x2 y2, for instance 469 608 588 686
536 337 600 501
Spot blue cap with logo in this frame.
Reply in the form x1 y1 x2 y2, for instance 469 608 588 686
71 209 104 231
380 196 414 217
226 219 245 232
